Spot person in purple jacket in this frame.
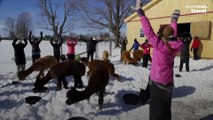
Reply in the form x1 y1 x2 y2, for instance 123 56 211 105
134 0 183 119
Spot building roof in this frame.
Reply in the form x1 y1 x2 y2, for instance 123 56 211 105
124 0 162 23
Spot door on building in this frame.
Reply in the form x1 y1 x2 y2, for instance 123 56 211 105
177 23 190 37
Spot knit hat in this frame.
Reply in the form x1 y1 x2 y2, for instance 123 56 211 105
158 25 174 39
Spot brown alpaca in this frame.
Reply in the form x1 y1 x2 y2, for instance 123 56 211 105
18 55 58 80
34 60 86 90
133 50 143 64
121 50 136 65
66 65 109 109
83 60 120 81
102 50 109 62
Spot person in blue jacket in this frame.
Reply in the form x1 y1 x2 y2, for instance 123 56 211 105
129 38 140 52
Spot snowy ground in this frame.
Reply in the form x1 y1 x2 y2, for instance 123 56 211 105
0 40 213 120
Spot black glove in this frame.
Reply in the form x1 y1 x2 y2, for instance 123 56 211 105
137 9 145 17
30 31 32 35
40 31 43 35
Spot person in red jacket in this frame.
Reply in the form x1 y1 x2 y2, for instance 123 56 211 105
66 38 77 60
191 36 201 60
140 39 152 68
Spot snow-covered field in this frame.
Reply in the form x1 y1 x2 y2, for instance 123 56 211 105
0 40 213 120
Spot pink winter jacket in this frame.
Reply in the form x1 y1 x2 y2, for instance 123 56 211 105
140 16 183 85
67 38 77 54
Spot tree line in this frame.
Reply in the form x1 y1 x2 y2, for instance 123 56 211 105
3 0 142 47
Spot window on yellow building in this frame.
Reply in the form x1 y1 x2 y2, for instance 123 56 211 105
140 28 145 37
190 21 211 40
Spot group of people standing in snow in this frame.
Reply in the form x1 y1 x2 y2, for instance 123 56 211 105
11 31 105 74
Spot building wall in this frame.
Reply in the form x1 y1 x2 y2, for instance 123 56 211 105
126 0 213 59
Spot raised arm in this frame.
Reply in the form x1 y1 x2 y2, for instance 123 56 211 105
73 39 77 46
12 38 18 46
59 36 63 45
38 31 43 43
79 35 88 42
23 38 28 47
137 9 159 48
50 37 54 46
29 31 33 44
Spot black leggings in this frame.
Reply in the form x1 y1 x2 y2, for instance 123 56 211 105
150 81 172 120
142 54 151 68
32 53 41 63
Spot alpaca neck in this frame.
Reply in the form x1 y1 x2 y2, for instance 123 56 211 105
42 71 53 85
21 65 36 79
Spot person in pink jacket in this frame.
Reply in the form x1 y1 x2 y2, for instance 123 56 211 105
66 38 77 60
135 0 183 119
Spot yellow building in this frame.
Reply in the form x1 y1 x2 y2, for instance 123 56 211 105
125 0 213 59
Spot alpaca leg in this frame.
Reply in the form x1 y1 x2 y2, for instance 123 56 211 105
38 70 44 78
109 70 120 81
56 77 62 90
73 75 83 88
62 77 68 89
98 89 105 109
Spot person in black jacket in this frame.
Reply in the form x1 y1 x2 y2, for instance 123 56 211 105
79 35 104 61
120 37 128 60
29 31 43 63
179 32 192 72
12 34 28 74
50 35 63 62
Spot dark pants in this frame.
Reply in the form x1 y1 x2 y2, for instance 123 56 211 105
179 61 189 72
73 75 83 88
54 52 61 62
67 54 75 60
32 53 41 63
142 54 150 68
56 76 68 90
193 48 200 60
150 81 172 120
87 50 95 61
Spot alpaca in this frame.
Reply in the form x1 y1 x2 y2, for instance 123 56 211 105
66 65 109 109
133 50 143 64
121 50 136 65
34 60 86 90
18 55 58 80
102 50 109 61
82 60 120 81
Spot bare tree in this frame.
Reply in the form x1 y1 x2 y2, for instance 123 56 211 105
78 0 135 48
16 12 33 38
37 0 77 39
4 17 16 38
